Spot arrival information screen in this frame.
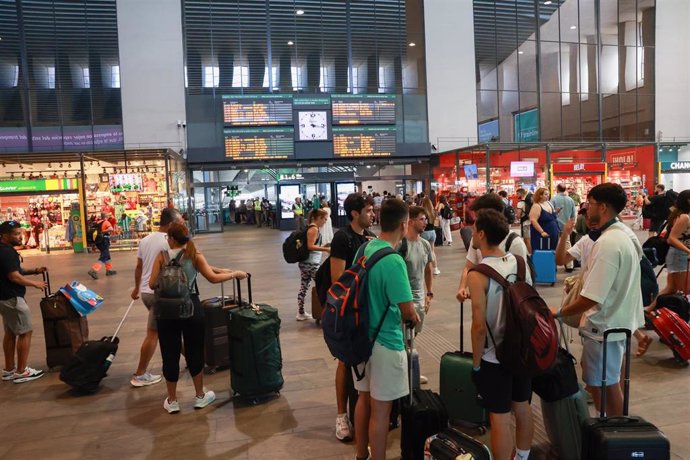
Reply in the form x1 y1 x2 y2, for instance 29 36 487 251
332 94 396 125
332 126 396 158
222 94 294 126
224 127 295 160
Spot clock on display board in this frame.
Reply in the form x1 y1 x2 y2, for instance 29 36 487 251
298 111 329 141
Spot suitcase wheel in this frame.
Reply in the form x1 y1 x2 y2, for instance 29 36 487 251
551 283 555 286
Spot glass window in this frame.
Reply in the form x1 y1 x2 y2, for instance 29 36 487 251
262 65 279 89
12 65 19 87
203 65 220 88
110 65 120 88
231 66 248 88
291 64 306 91
319 65 334 92
47 66 56 89
82 67 90 88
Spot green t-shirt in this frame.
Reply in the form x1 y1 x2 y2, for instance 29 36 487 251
363 239 413 351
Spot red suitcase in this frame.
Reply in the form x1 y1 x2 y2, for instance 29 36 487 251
649 307 690 362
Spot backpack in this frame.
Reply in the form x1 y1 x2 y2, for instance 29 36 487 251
470 256 558 377
504 205 516 224
154 251 195 320
282 224 316 264
440 204 452 220
321 246 398 380
639 256 659 308
520 193 533 223
642 221 669 264
89 220 104 245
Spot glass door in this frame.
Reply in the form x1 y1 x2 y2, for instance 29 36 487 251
205 187 223 233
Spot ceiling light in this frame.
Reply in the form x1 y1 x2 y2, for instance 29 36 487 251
295 9 304 15
518 51 524 55
287 41 294 46
408 42 416 47
544 1 552 5
570 25 577 30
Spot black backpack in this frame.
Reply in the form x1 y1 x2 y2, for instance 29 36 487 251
441 204 452 220
504 205 516 224
642 221 669 264
89 220 104 245
520 193 533 223
283 224 316 264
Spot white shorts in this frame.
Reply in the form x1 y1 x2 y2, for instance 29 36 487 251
353 341 409 402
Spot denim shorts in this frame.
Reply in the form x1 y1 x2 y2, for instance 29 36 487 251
421 229 436 246
666 246 689 273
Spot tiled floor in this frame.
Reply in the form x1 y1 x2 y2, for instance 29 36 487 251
0 224 688 459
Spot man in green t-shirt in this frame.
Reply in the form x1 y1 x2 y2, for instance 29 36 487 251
353 198 419 460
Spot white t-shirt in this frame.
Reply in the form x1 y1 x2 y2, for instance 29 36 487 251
579 222 645 341
568 235 595 271
137 232 169 295
467 231 529 265
478 253 533 364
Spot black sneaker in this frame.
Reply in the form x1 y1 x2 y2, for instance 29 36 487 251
106 270 117 276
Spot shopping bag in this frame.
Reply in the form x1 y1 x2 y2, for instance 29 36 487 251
59 281 105 317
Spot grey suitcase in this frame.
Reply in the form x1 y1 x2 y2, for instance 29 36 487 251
406 325 420 390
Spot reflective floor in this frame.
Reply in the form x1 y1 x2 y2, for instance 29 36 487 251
0 224 688 459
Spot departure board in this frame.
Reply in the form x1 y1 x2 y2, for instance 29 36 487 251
332 94 396 125
224 127 295 160
332 126 397 158
222 94 294 126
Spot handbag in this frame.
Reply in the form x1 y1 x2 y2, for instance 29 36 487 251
532 320 579 402
561 274 584 328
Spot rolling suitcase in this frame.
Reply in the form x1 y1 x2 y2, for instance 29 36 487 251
460 226 473 251
649 307 690 363
581 329 670 460
401 326 449 460
424 427 491 460
227 274 284 401
439 302 489 431
202 280 240 374
60 300 134 393
532 238 556 285
39 271 89 369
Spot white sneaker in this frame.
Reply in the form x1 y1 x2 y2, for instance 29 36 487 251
296 312 313 321
433 268 441 276
163 398 180 414
130 372 162 387
194 390 216 409
12 367 44 384
2 367 16 381
336 413 353 442
420 375 429 385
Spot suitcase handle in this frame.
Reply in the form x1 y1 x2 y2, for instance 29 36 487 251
540 237 551 250
112 300 136 341
460 301 465 354
234 273 253 307
405 323 415 405
42 270 51 297
600 328 632 418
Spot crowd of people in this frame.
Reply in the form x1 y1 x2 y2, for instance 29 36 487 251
0 181 687 459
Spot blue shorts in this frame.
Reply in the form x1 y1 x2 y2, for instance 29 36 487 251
421 229 436 246
666 247 689 273
581 336 625 387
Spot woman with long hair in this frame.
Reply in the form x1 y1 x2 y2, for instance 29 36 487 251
149 223 247 414
296 209 330 321
529 187 560 251
421 197 441 275
320 200 334 246
436 195 453 246
649 190 690 309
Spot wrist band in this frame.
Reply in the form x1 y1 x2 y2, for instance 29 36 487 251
472 366 481 372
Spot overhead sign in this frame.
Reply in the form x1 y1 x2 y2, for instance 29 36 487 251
514 108 539 142
552 163 606 174
0 178 79 193
661 161 690 173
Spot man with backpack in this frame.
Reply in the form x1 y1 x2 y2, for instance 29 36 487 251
643 184 671 236
466 209 535 460
88 212 117 280
352 198 419 460
553 183 645 417
457 193 529 302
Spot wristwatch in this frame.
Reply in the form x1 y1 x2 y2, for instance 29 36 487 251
426 292 434 298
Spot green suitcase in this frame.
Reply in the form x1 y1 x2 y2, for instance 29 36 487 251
439 302 489 430
226 275 283 400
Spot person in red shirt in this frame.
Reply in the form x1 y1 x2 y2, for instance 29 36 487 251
88 213 117 279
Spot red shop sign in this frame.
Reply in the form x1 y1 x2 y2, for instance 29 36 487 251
610 151 636 165
552 162 607 174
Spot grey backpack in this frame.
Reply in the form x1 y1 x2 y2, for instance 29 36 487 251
154 250 195 320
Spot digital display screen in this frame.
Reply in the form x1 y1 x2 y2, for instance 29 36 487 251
332 94 396 125
332 126 397 158
222 94 294 126
464 164 479 180
510 161 536 178
224 127 295 160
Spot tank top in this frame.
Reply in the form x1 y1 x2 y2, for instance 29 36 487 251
305 226 322 264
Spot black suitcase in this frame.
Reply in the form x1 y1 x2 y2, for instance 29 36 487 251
39 271 89 369
202 280 240 374
424 427 491 460
60 300 134 393
581 329 670 460
400 327 449 460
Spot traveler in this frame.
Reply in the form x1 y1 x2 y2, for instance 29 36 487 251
515 188 532 253
245 199 255 225
551 184 577 271
568 187 581 206
421 197 440 275
329 193 375 442
466 209 534 460
648 189 690 308
293 197 305 231
373 192 383 225
397 206 434 383
0 220 47 383
320 200 334 246
228 199 236 224
498 190 511 209
312 194 321 211
130 208 184 387
296 209 330 321
436 195 453 246
457 193 528 302
529 187 559 251
254 198 263 228
88 212 118 280
553 183 645 416
239 200 247 223
353 198 419 460
643 184 671 236
148 223 247 414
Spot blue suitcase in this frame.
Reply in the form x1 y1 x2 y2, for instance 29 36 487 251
532 238 556 285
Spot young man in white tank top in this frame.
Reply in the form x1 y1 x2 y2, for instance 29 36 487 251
466 209 534 460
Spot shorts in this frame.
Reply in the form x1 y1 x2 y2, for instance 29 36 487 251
413 301 426 334
581 336 625 387
353 341 409 402
421 230 436 246
472 359 532 414
0 297 33 335
521 222 531 239
666 247 689 273
141 293 158 331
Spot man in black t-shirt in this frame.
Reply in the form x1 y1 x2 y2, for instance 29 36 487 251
0 221 47 383
643 184 671 235
329 194 375 443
